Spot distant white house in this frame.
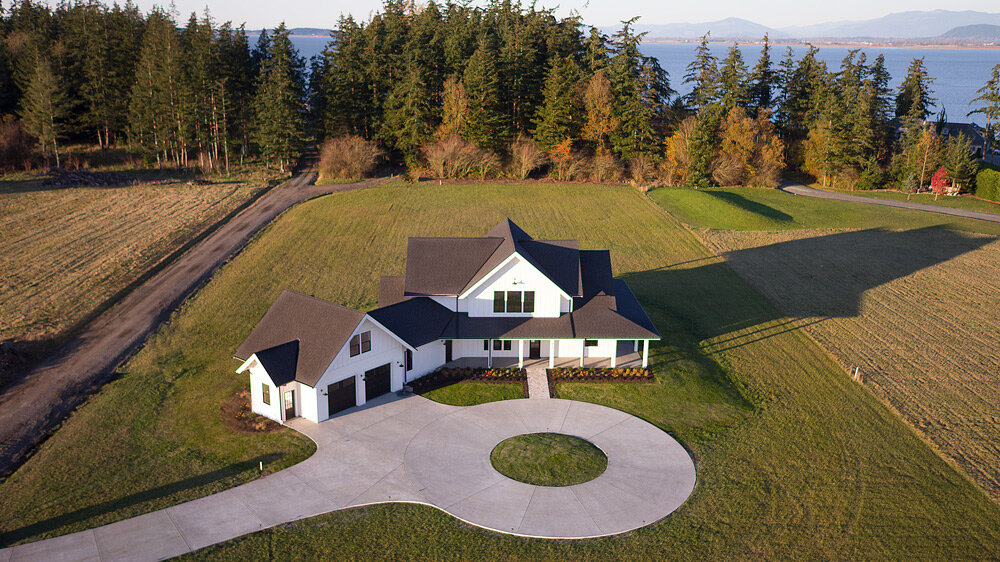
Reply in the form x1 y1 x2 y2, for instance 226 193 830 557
234 219 660 423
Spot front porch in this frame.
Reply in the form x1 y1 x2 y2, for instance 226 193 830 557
443 341 647 370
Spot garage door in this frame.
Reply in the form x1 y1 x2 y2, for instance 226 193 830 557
327 377 356 416
365 364 392 400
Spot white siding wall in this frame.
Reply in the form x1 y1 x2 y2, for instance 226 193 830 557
299 384 319 423
552 338 615 359
429 295 458 311
465 255 564 318
405 342 444 381
248 362 282 422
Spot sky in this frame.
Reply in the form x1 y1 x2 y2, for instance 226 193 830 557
114 0 1000 30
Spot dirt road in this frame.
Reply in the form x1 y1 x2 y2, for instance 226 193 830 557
780 183 1000 224
0 171 386 476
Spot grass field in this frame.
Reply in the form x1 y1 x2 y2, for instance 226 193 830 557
421 380 525 406
0 177 268 358
3 181 1000 558
490 433 608 486
649 186 1000 234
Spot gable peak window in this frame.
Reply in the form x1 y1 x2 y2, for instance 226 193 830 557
350 330 372 357
493 290 535 314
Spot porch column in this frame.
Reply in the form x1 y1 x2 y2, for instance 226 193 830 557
642 340 649 368
548 340 555 368
580 341 585 368
633 339 638 352
518 339 524 369
610 340 617 369
488 341 492 368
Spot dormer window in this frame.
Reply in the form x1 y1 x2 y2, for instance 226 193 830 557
493 290 535 313
350 331 371 357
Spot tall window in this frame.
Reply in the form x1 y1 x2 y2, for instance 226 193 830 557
493 291 505 313
506 291 522 313
262 383 271 405
523 291 535 313
405 349 413 371
350 331 372 357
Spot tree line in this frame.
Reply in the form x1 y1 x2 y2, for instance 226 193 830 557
2 0 998 190
1 0 306 172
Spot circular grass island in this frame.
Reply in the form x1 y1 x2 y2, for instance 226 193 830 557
490 432 608 487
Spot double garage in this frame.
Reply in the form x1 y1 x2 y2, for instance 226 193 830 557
327 363 392 416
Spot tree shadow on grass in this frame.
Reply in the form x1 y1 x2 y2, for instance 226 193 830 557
703 190 796 224
624 226 994 346
0 453 284 546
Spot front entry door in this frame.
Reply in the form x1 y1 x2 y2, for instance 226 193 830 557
283 389 295 420
328 377 356 417
529 340 541 359
444 340 453 363
365 364 392 400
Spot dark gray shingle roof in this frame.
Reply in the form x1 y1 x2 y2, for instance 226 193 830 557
368 297 454 348
234 289 365 387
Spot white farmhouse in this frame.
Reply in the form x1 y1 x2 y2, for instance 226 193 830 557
234 219 660 423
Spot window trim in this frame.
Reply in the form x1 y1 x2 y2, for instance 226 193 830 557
405 349 413 371
493 339 502 351
262 383 271 405
493 291 505 313
506 291 522 313
503 340 512 351
350 331 372 357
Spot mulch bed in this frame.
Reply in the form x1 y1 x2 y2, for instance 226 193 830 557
547 367 653 399
220 388 282 434
410 367 528 396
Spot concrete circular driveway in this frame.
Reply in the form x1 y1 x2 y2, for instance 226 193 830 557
2 395 695 561
404 398 697 538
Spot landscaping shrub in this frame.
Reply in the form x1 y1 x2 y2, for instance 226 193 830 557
409 366 526 394
0 115 35 171
508 134 548 179
547 367 653 382
318 135 383 181
975 168 1000 201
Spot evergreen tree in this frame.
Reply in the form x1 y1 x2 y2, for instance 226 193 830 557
748 35 776 111
968 64 1000 159
943 133 978 192
607 18 671 158
683 33 719 111
19 55 67 166
251 23 306 171
718 43 748 109
583 27 609 74
532 54 585 149
896 57 936 124
462 34 506 153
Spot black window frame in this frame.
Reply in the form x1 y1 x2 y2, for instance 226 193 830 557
523 291 535 313
405 349 413 371
506 291 522 313
503 340 512 351
483 339 489 350
584 339 598 347
262 383 271 405
349 334 360 356
360 330 371 353
493 339 502 351
493 291 505 313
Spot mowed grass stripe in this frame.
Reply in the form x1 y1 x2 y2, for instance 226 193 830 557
2 182 999 559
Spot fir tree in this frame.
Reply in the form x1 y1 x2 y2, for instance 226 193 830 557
748 34 776 111
968 64 1000 159
462 34 506 154
942 133 978 192
19 55 67 166
607 18 671 159
896 57 936 124
251 23 306 172
532 55 585 149
683 33 719 111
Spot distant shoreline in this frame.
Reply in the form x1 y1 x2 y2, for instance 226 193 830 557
643 39 1000 50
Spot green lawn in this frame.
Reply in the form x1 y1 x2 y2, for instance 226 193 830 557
3 181 1000 559
421 380 525 406
490 433 608 486
649 186 1000 235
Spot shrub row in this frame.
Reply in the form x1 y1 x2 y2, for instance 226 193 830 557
975 168 1000 202
409 367 527 395
547 367 653 382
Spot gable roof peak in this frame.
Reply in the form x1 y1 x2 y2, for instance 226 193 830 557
486 218 532 242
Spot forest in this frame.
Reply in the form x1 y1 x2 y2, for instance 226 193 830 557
1 0 998 191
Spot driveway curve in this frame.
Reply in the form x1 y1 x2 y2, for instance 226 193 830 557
1 395 696 560
780 183 1000 223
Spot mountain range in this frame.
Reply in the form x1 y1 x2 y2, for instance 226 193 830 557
631 10 1000 40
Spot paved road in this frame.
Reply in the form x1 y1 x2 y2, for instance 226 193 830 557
1 394 696 560
780 183 1000 224
0 171 387 476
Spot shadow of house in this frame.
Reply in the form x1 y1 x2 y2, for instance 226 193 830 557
703 190 796 224
623 226 995 346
